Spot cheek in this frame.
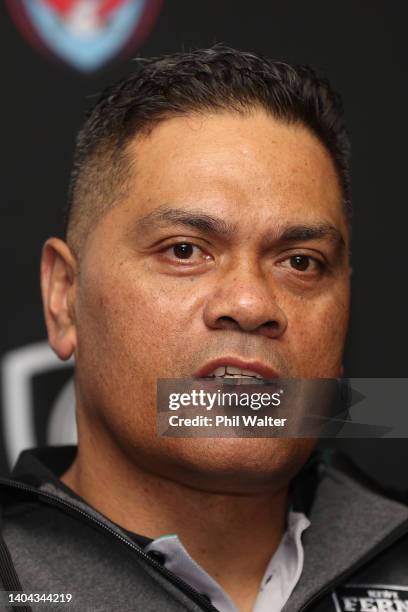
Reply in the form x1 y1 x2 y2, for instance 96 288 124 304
285 289 350 376
74 266 170 436
76 262 195 378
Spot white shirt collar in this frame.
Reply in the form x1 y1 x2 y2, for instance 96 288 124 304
144 510 311 612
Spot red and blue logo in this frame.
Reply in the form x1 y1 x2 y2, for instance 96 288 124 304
6 0 163 72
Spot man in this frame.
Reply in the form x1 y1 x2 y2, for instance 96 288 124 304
1 46 407 612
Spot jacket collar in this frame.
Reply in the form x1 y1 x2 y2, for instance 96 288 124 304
12 445 76 479
10 444 78 498
282 452 408 611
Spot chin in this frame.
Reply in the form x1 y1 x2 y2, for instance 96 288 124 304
147 437 317 495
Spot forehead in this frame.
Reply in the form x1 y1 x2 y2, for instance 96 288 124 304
117 110 347 236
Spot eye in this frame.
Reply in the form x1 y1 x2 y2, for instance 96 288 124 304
279 254 323 274
290 255 314 271
172 243 195 259
161 242 212 264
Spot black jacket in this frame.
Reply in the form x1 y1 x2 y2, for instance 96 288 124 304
0 446 407 612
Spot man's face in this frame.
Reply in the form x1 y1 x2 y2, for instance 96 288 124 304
69 110 351 493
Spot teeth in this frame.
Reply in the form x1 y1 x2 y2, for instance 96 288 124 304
226 366 241 374
207 365 263 379
242 368 262 377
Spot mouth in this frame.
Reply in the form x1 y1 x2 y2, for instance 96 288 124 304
193 357 280 383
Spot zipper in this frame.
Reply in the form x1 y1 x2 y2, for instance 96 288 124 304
0 478 219 612
299 518 408 611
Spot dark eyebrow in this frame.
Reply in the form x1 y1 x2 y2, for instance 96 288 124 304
132 206 237 236
276 223 345 247
131 206 346 251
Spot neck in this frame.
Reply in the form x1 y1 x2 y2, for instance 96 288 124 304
61 429 289 611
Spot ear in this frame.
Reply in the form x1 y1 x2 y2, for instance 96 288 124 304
40 238 78 361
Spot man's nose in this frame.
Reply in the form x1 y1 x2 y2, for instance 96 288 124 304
202 260 288 339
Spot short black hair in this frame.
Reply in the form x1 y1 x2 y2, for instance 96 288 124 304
65 45 351 255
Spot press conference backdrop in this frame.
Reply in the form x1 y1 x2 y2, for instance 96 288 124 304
1 1 407 488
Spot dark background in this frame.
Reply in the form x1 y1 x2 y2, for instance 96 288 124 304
1 1 407 487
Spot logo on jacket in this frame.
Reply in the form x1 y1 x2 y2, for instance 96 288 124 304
6 0 163 72
333 584 408 611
